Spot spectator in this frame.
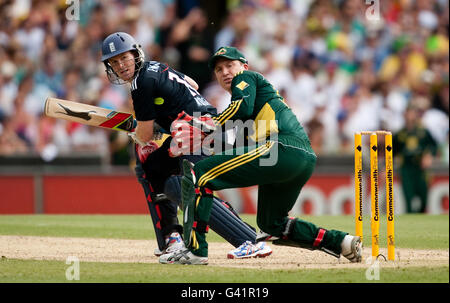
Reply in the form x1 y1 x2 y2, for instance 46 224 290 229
306 116 325 155
168 7 215 92
286 55 319 125
33 53 64 98
0 117 29 155
0 61 18 119
0 0 447 166
393 105 439 213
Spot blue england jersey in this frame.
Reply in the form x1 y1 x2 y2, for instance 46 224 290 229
131 61 216 131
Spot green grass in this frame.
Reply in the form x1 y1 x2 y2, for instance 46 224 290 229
0 214 448 283
0 214 448 249
301 214 449 250
0 215 154 240
0 259 448 283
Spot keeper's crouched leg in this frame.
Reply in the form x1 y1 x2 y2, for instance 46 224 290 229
166 175 258 248
181 160 213 257
257 217 346 258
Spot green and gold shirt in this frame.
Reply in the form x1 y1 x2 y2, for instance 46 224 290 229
213 70 311 150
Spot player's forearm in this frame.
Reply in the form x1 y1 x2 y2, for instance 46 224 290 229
184 75 199 90
136 120 154 144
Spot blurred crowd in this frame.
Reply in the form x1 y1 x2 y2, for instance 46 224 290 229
0 0 448 166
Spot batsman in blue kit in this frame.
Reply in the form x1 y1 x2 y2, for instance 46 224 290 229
101 32 272 262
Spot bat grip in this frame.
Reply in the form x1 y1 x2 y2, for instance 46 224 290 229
131 119 137 132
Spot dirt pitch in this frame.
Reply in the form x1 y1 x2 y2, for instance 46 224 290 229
0 235 448 269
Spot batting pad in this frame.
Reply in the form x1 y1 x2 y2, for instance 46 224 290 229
165 174 258 248
210 198 257 247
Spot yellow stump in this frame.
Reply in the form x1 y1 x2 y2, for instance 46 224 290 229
385 133 395 260
370 133 380 258
354 133 363 242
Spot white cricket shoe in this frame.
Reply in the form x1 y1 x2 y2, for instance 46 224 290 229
227 241 273 259
154 248 163 257
158 232 186 262
161 249 208 265
165 232 186 253
341 235 362 263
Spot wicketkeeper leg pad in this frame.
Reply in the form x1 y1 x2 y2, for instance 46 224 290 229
165 174 258 248
181 160 214 257
257 217 340 258
181 161 197 249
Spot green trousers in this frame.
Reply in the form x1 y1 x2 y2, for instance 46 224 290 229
400 165 429 213
188 138 347 257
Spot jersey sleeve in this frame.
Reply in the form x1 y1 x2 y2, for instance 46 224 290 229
133 73 157 121
212 71 257 126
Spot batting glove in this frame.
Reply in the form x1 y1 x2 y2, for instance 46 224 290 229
136 141 160 163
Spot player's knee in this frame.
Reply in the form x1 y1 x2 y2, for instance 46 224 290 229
186 160 219 191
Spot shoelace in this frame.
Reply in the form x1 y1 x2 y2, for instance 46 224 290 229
238 241 257 254
167 250 188 262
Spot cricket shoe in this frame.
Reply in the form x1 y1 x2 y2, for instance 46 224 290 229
227 241 273 259
165 232 186 253
341 235 362 263
157 232 186 260
154 248 163 257
160 249 208 265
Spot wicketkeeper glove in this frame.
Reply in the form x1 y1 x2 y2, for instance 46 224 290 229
168 111 216 157
170 111 216 134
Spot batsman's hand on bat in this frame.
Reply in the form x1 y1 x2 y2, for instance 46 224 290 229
128 128 165 163
128 131 148 147
128 122 165 147
168 111 216 157
135 141 159 163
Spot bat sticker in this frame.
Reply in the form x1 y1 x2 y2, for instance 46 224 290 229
99 112 136 131
56 103 96 121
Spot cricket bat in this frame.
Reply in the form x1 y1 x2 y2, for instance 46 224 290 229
45 97 169 252
44 97 137 132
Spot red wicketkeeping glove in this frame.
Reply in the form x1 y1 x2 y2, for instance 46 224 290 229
168 111 216 157
169 127 204 157
170 111 216 135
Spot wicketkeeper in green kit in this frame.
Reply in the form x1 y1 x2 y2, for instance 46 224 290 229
164 47 362 265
